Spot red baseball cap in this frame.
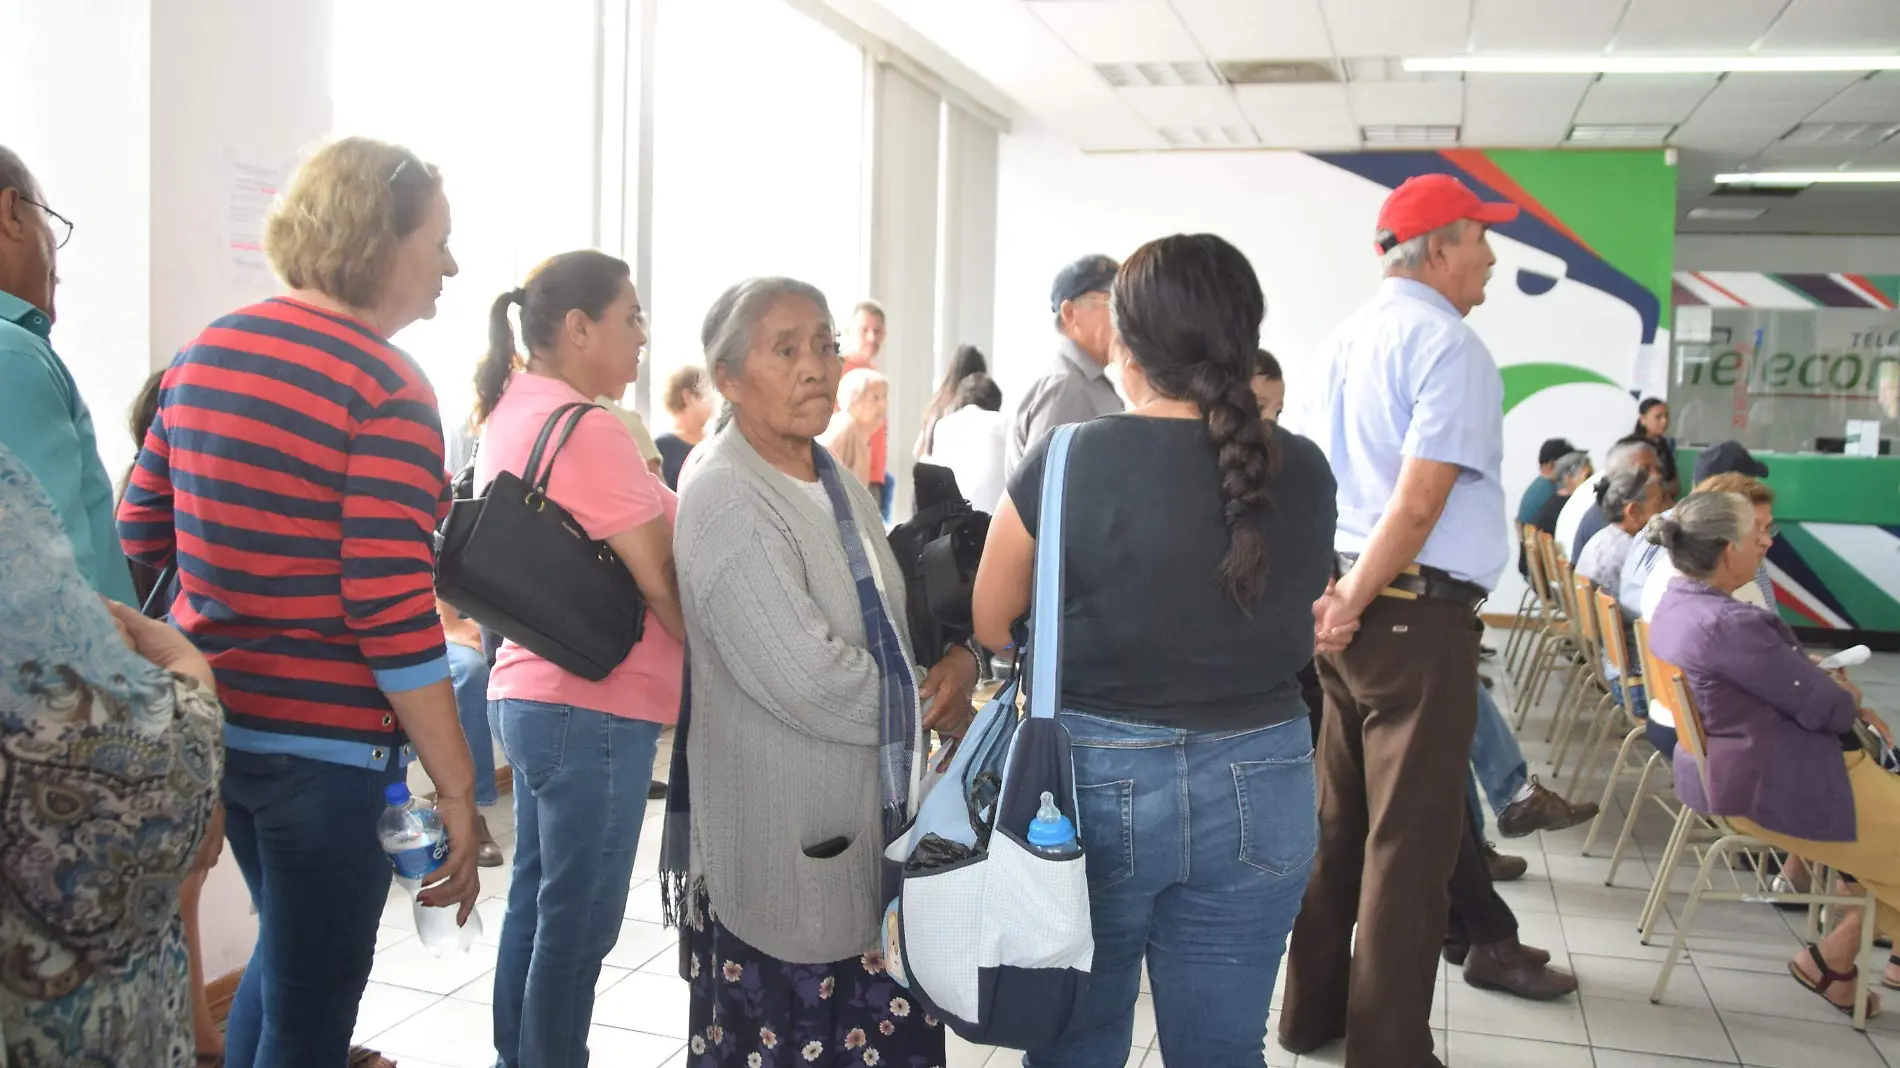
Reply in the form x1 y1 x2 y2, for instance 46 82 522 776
1374 174 1519 255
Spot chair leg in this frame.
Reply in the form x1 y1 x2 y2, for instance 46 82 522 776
1566 695 1623 799
1652 835 1739 1005
1854 885 1877 1031
1546 669 1591 765
1603 746 1660 884
1516 637 1554 723
1583 727 1646 859
1639 806 1696 943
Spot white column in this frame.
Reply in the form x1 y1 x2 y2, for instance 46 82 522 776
934 104 999 379
866 63 942 515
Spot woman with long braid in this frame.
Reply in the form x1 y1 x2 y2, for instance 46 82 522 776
973 233 1337 1068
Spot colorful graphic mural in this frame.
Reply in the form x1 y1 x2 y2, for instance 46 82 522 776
1311 149 1678 612
1676 271 1899 309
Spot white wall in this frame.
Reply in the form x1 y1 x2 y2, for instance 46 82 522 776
993 125 1649 612
4 0 153 481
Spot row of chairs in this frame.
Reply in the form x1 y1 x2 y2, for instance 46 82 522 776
1501 524 1879 1030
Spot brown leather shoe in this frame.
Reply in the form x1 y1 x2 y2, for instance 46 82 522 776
1464 938 1578 1000
1484 842 1528 882
476 814 504 868
1443 940 1550 967
1496 777 1600 839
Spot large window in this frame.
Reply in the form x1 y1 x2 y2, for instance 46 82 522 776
647 0 866 403
331 0 598 427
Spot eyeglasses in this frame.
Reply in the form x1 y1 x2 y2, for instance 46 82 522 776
19 197 72 250
1764 522 1781 541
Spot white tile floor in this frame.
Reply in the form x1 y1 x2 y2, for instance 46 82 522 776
356 651 1900 1067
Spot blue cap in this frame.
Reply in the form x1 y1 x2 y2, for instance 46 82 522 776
384 782 411 806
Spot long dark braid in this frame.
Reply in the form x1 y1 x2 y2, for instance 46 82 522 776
1113 234 1278 607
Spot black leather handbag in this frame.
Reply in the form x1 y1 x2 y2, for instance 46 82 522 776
435 401 645 680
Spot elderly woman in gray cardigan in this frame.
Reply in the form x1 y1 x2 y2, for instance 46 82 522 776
666 277 978 1068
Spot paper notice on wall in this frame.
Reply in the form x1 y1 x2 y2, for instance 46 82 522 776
1846 419 1882 457
224 151 288 297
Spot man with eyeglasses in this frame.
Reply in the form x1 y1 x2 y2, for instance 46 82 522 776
1003 253 1125 479
0 145 135 604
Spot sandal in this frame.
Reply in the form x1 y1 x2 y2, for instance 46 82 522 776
1884 953 1900 991
348 1048 398 1068
1789 943 1881 1018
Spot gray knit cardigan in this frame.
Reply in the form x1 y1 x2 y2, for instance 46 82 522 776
674 423 920 964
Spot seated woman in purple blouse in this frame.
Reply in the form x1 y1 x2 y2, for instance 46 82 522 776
1649 489 1900 1018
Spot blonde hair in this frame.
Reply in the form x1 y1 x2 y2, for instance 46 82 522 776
1694 471 1775 506
265 137 442 309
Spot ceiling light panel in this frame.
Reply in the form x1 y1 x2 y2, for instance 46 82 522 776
1095 61 1223 88
1716 170 1900 185
1169 0 1335 62
1781 121 1900 145
1469 0 1625 52
1361 124 1462 145
1343 56 1463 83
1157 124 1262 148
1612 0 1789 52
1323 0 1472 58
1567 123 1677 144
1029 0 1204 63
1348 81 1466 126
1118 85 1251 127
1686 205 1770 220
1404 55 1900 74
1574 74 1719 124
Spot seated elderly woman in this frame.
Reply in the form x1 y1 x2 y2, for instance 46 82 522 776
665 277 980 1068
819 364 888 489
1648 489 1900 1017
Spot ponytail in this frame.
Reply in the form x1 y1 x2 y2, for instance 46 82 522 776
472 288 524 428
1112 233 1277 609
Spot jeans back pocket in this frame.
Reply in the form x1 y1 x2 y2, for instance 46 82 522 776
1232 754 1318 876
1074 779 1136 890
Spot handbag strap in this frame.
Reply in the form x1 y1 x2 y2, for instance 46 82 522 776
1025 424 1078 723
522 401 598 496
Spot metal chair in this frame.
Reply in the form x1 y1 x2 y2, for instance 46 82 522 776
1585 618 1678 883
1548 574 1614 785
1516 533 1585 730
1648 670 1879 1031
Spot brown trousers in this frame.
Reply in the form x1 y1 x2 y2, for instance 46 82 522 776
1279 594 1481 1068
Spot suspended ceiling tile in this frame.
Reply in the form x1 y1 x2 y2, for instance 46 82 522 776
1574 73 1719 124
1469 0 1623 52
1234 83 1362 148
1670 117 1792 157
1169 0 1333 62
1026 0 1206 63
1807 72 1900 122
1345 80 1465 127
1697 70 1867 109
1319 0 1473 59
1748 140 1880 166
1117 85 1249 127
1611 0 1788 51
1757 0 1900 51
1461 73 1593 146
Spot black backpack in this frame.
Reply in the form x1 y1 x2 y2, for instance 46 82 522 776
886 463 990 658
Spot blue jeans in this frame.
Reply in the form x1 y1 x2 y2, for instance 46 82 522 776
222 750 401 1068
1468 684 1529 821
447 642 500 806
492 700 663 1068
1026 712 1317 1068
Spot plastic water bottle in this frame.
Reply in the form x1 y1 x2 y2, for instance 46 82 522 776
1026 791 1081 859
377 782 481 957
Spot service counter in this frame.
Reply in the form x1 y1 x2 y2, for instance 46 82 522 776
1679 448 1900 645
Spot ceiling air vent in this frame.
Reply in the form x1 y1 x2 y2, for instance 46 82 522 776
1686 205 1769 220
1218 59 1340 85
1344 57 1463 83
1096 61 1223 88
1779 122 1900 145
1158 125 1262 148
1361 124 1461 145
1567 123 1676 144
1709 181 1806 198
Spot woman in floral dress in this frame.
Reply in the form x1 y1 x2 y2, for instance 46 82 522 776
0 444 224 1067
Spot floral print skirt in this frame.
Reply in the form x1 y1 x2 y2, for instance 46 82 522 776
685 892 944 1068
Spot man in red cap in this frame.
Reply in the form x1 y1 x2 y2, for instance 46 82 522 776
1278 174 1569 1067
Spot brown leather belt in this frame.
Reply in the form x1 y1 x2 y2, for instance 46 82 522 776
1336 553 1487 613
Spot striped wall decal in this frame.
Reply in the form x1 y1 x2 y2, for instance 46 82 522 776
1674 271 1900 309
